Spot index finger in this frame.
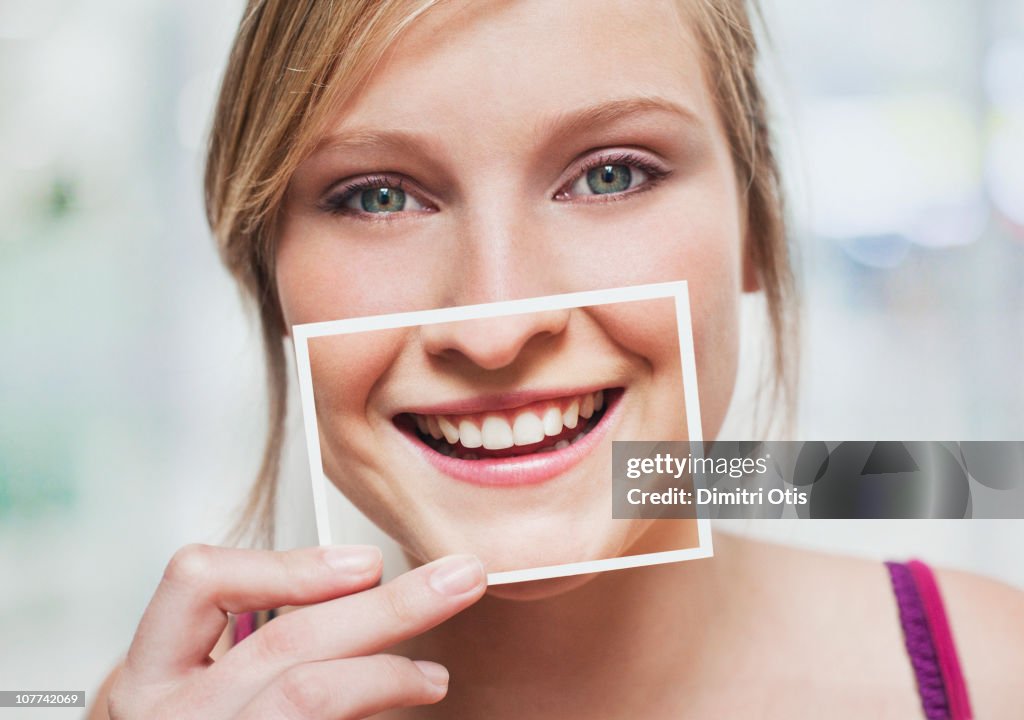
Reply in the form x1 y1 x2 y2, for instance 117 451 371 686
214 554 486 681
125 543 383 682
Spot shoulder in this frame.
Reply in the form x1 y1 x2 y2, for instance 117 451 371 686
721 534 1024 713
932 566 1024 718
716 535 922 715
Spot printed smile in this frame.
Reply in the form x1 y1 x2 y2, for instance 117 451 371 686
393 388 623 486
405 390 608 459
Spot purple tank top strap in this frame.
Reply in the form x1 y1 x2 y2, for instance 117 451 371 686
232 611 257 645
885 560 974 720
232 608 279 645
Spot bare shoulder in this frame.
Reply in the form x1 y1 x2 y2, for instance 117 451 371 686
717 534 923 715
719 534 1023 715
932 566 1024 717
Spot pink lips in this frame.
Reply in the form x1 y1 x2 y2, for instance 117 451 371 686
396 389 622 487
400 386 610 416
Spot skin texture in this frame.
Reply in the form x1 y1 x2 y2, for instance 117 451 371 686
280 0 739 590
90 0 1024 718
94 546 487 719
306 296 692 580
276 0 1024 716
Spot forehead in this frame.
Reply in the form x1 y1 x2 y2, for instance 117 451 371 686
327 0 715 147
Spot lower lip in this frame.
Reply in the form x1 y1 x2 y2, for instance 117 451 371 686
396 391 623 487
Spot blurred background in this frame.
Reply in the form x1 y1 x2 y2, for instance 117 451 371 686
1 0 1021 712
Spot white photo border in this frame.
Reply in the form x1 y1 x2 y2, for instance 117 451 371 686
292 281 713 585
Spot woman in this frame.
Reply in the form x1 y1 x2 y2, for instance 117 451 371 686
91 0 1023 717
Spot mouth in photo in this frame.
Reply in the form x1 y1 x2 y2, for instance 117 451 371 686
394 388 623 486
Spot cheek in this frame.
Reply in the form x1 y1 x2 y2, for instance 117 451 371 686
275 216 449 325
537 164 745 308
587 285 738 440
561 195 743 437
689 269 741 439
587 296 681 371
308 330 407 424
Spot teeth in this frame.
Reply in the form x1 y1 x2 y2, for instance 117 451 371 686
412 390 609 451
481 416 514 450
459 419 482 448
542 406 563 436
512 412 545 446
562 400 579 429
437 416 460 444
580 393 594 419
554 439 570 450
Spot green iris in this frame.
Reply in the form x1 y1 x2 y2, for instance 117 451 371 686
360 186 406 212
586 164 632 194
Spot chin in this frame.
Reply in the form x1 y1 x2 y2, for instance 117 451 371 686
485 572 601 601
422 509 640 575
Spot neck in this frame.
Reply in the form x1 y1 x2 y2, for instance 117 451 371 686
398 527 745 719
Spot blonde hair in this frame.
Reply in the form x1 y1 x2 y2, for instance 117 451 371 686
205 0 797 547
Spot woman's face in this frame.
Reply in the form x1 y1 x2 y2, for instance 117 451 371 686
277 0 748 588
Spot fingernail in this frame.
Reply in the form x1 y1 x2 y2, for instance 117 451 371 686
413 660 449 688
428 555 485 596
323 545 382 574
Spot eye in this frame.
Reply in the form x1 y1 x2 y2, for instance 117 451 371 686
556 152 668 201
347 186 426 213
320 176 431 216
582 164 641 194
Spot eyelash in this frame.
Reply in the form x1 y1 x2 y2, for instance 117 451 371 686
318 174 417 217
554 151 670 202
318 151 670 218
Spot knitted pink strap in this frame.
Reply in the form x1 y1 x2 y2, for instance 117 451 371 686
907 560 973 720
886 560 974 720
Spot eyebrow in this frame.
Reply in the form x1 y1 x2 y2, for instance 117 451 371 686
536 96 706 144
312 96 705 160
313 127 431 157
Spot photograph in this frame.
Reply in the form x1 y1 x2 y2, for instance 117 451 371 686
1 0 1021 718
297 285 710 584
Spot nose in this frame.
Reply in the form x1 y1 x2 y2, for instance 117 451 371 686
421 176 576 369
420 310 570 370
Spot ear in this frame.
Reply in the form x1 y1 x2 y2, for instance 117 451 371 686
741 224 763 293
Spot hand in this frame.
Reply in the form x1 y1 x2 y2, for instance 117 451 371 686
107 544 486 718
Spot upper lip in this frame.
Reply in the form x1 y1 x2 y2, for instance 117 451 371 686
394 385 615 418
